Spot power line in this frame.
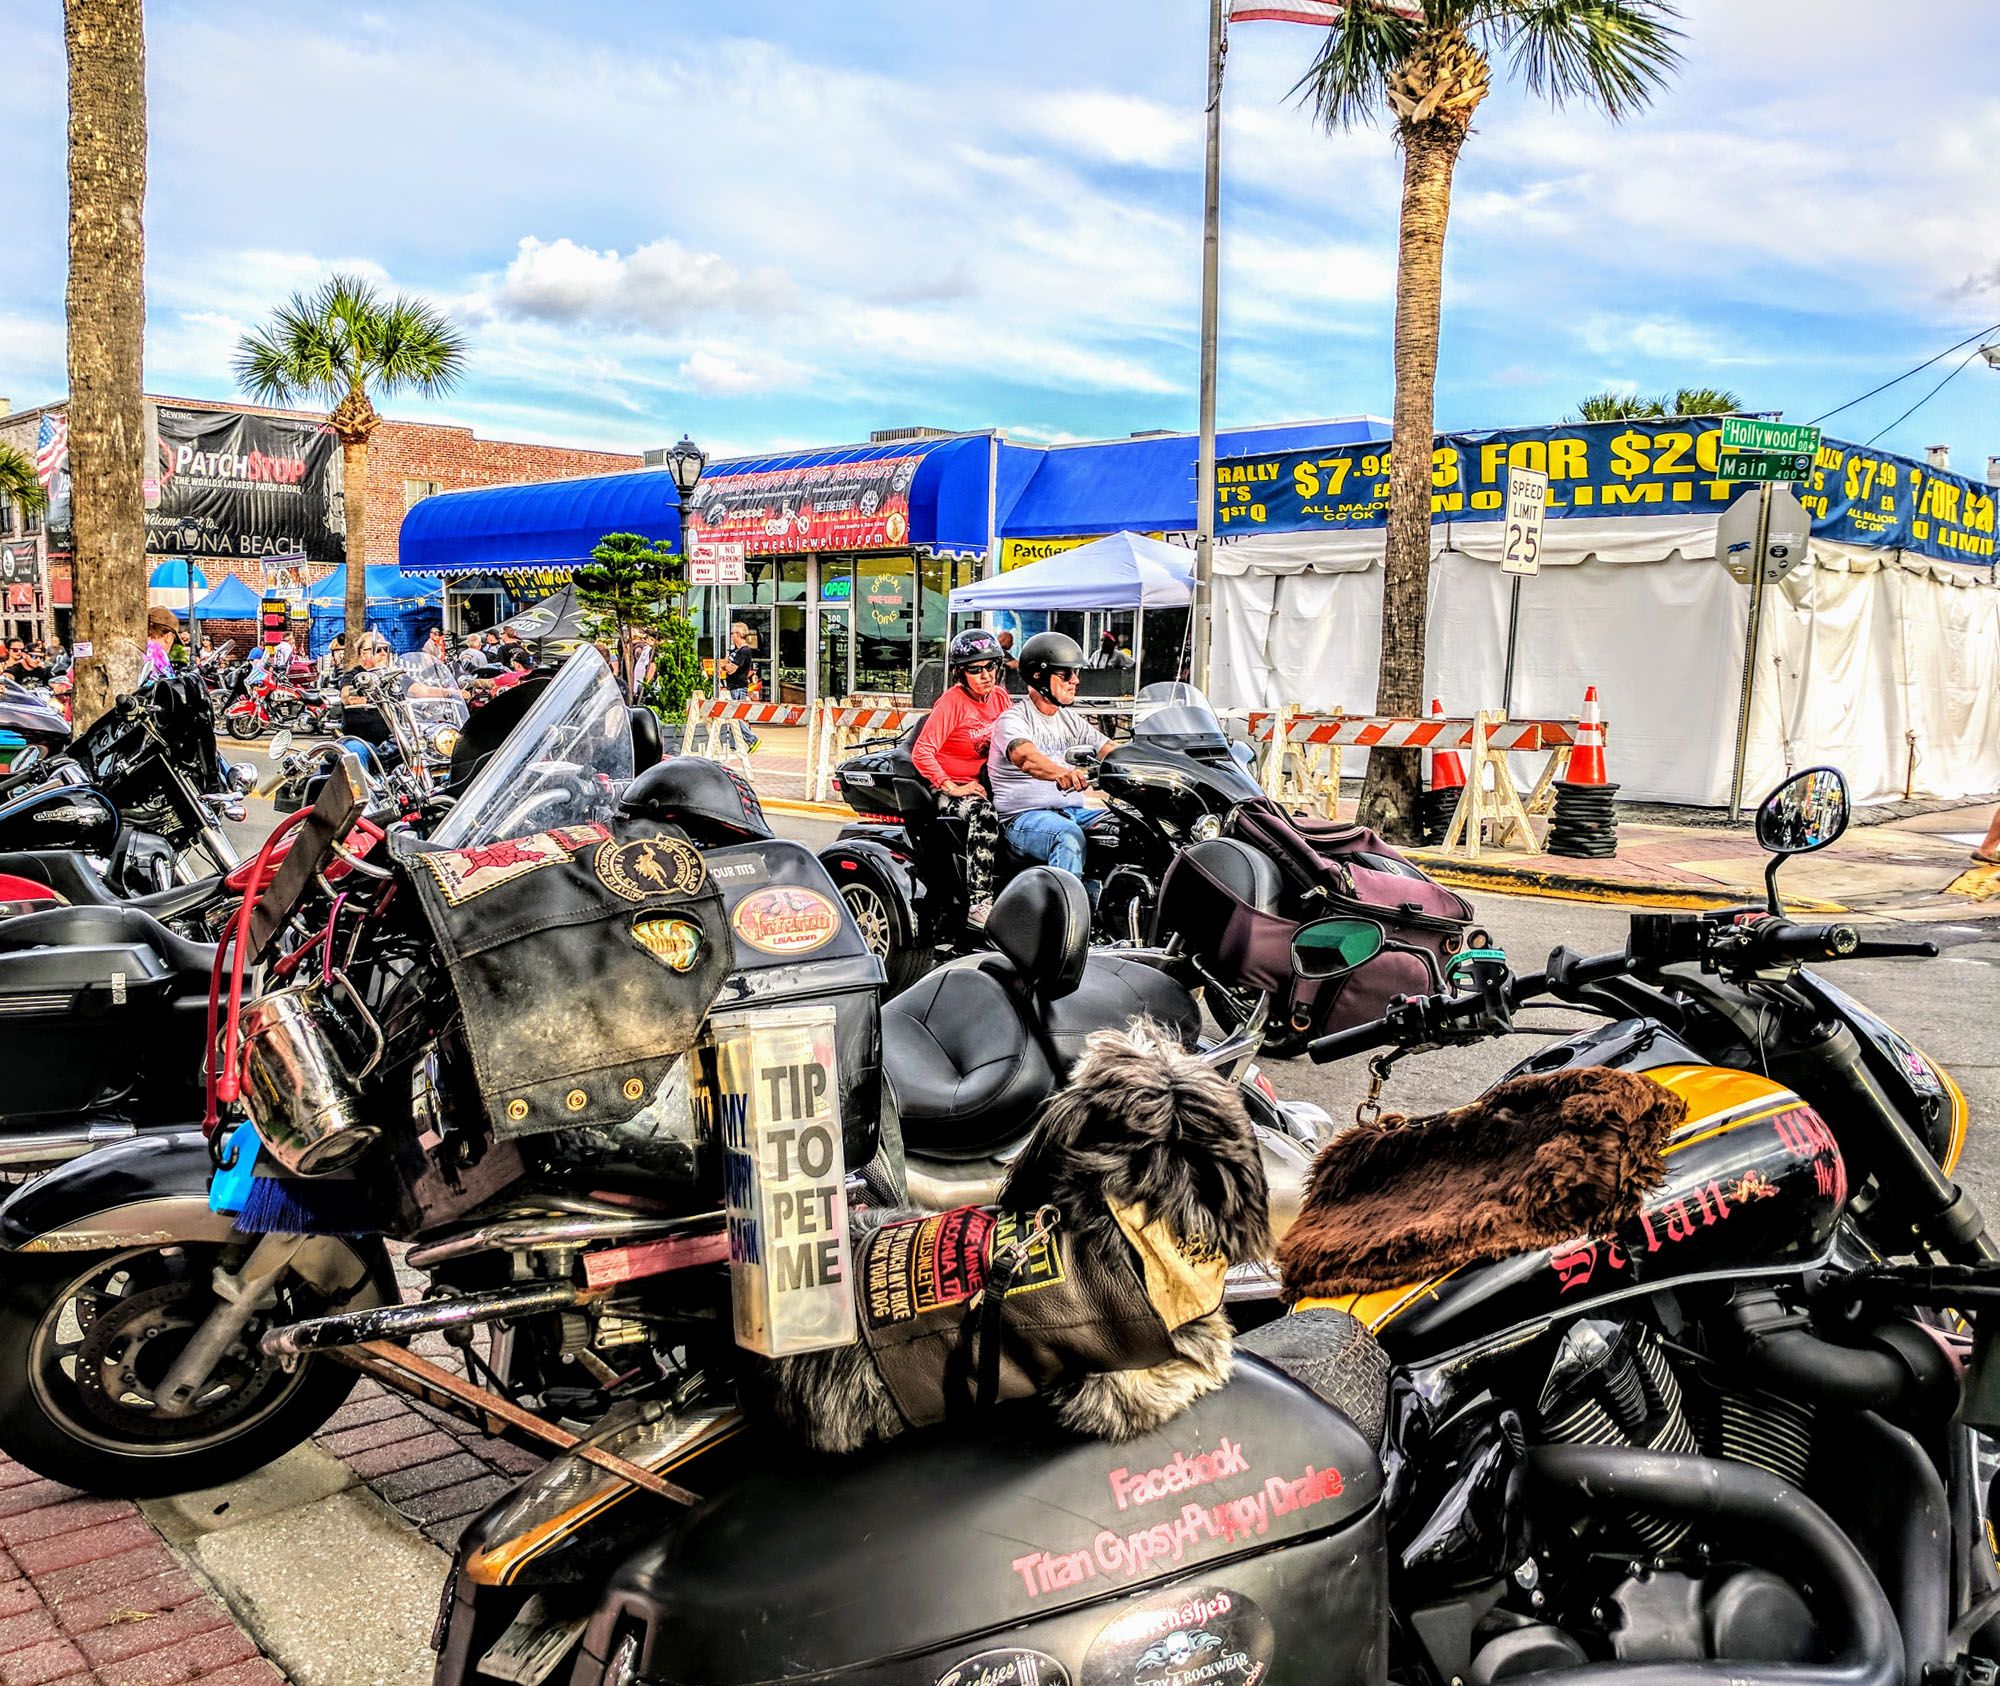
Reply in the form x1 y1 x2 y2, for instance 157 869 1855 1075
1862 344 1987 447
1809 322 2000 426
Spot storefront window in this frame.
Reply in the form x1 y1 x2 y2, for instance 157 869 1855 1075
855 557 913 694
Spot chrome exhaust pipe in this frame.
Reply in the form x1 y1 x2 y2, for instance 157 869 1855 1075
404 1211 720 1271
261 1279 580 1359
0 1121 138 1168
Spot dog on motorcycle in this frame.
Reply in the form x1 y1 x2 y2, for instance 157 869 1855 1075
754 1022 1270 1452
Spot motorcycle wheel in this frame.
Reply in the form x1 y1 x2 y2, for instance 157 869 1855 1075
0 1242 367 1497
838 880 929 994
223 711 267 742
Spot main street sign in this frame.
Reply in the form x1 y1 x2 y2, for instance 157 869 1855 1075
1716 452 1815 482
1720 417 1822 456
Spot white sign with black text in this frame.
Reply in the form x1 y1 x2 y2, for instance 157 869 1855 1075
1502 466 1548 577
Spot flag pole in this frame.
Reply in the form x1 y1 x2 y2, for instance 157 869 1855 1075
1189 0 1225 692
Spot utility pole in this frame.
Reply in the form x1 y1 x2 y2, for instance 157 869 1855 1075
1189 0 1225 691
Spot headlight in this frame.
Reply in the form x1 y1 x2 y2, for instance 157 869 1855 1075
1191 813 1223 843
431 727 460 758
466 1401 739 1586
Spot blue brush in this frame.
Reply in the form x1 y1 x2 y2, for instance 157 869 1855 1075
235 1172 381 1236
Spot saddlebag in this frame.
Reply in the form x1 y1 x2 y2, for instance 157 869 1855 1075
1159 798 1472 1045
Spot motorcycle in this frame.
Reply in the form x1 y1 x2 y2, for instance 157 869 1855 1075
0 648 1319 1498
825 683 1472 1047
417 763 1995 1686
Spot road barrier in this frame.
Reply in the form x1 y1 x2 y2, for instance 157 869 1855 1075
810 701 926 801
681 697 812 783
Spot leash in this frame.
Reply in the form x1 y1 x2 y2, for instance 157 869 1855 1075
973 1206 1058 1410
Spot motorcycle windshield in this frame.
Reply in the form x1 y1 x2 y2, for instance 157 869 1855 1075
394 652 470 743
1132 682 1228 745
430 648 634 848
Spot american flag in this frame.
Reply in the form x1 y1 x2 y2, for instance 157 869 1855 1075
33 412 66 491
1230 0 1423 23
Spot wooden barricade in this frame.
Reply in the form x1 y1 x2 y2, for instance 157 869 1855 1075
809 700 927 802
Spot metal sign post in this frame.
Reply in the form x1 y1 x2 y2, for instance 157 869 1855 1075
1189 0 1225 692
1499 466 1547 713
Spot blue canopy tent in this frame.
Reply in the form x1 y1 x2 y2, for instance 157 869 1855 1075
146 561 209 623
191 575 261 618
303 565 444 656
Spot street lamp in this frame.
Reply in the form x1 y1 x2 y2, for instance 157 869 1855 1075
662 436 716 698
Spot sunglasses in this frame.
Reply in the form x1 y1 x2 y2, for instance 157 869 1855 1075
960 661 999 675
1047 667 1080 682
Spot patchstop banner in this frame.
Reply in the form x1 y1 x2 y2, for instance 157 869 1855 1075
686 454 923 560
145 407 345 565
1215 418 1997 566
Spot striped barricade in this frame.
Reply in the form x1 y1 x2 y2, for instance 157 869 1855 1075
1246 708 1593 822
810 701 927 803
682 697 812 787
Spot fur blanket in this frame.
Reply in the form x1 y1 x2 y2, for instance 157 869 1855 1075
1278 1065 1683 1300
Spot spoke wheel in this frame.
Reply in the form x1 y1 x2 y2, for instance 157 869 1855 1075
838 881 928 992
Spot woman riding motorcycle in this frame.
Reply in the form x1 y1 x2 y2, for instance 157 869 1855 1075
912 627 1011 928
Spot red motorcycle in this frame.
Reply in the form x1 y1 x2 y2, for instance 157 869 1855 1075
217 669 323 740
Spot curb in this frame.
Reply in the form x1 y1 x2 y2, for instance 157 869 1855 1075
1405 851 1849 914
1944 862 2000 902
760 796 858 822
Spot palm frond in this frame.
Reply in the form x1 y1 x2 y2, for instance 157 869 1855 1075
1573 389 1664 421
1292 2 1426 131
0 444 48 516
234 271 466 409
1498 0 1683 119
364 294 470 398
1671 386 1742 415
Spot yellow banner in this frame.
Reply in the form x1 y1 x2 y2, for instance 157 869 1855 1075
999 534 1162 572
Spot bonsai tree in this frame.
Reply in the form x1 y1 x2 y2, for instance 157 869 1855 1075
233 274 466 649
574 531 702 717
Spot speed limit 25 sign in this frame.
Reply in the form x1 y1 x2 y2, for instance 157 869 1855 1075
1502 467 1548 577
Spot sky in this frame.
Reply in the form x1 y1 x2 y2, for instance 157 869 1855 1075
1 0 1997 469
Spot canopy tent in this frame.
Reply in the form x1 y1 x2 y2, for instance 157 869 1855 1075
191 575 261 618
502 585 590 653
948 531 1194 612
304 565 444 658
146 561 208 613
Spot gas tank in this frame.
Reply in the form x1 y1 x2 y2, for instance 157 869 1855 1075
1319 1032 1846 1361
447 1357 1387 1686
0 785 119 855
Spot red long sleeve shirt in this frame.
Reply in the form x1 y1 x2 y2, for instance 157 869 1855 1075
913 683 1011 786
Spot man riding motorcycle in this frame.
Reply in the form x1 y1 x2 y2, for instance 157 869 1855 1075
913 627 1011 928
988 630 1110 890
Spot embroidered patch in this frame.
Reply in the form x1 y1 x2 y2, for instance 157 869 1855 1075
417 822 612 906
631 915 703 973
731 886 841 955
596 836 708 902
863 1207 995 1329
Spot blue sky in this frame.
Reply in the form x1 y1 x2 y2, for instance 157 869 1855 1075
2 0 1997 468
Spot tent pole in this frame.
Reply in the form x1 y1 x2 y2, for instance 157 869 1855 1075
1189 0 1225 693
1133 611 1145 697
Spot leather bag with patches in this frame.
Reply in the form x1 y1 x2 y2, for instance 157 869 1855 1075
406 821 732 1137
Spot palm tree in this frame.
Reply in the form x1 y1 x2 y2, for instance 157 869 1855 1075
233 275 467 648
1296 0 1683 840
1573 386 1741 421
0 445 48 521
65 0 149 727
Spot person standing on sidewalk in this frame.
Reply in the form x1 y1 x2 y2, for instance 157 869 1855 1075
1973 806 2000 866
914 628 1010 928
723 622 761 749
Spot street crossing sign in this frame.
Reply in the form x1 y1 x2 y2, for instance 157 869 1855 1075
1717 416 1821 482
1716 452 1815 481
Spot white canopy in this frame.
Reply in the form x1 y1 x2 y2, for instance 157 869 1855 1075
949 530 1193 612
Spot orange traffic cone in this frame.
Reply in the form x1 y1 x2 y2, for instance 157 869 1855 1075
1567 685 1609 785
1420 699 1465 845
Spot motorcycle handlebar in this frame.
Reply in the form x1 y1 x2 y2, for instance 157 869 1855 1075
1751 920 1862 963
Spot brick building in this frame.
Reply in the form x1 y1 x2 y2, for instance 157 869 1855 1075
0 394 640 641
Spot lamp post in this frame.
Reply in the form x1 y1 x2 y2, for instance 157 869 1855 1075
663 435 710 700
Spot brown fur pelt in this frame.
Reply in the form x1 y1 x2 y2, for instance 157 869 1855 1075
753 1022 1270 1452
1278 1065 1683 1301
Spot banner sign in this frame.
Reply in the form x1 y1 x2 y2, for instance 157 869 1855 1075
144 407 344 566
687 455 923 560
1215 418 1996 566
0 542 39 591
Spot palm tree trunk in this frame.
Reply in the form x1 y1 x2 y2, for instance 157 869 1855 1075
1357 121 1464 842
64 0 147 728
341 435 368 647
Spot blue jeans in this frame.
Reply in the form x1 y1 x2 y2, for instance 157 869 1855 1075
1002 805 1106 878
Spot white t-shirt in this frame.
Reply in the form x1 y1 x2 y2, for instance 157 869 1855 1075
987 699 1109 816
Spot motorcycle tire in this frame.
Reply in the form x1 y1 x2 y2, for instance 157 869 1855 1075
223 712 268 742
0 1243 369 1497
837 880 930 995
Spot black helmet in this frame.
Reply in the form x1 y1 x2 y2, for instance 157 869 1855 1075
620 757 773 846
1018 630 1085 701
947 627 1004 684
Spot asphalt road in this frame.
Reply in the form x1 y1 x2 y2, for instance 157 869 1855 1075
770 810 2000 1222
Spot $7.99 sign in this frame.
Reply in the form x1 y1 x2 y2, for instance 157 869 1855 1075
1503 466 1548 577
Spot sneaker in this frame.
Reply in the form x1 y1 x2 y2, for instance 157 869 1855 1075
965 899 994 931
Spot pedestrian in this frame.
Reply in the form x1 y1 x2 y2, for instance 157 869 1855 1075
144 607 178 680
423 626 448 666
996 628 1020 685
723 622 761 748
1973 807 2000 867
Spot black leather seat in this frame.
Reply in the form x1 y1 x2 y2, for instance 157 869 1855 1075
0 849 221 924
0 903 218 979
1046 952 1202 1068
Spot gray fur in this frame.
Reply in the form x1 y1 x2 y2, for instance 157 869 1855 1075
752 1022 1268 1452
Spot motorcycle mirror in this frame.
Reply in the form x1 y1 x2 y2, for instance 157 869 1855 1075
267 730 293 761
1755 765 1849 916
1291 915 1386 981
228 760 259 793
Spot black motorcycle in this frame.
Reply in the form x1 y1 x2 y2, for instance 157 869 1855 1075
413 764 2000 1686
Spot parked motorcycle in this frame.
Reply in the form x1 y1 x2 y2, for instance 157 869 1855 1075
0 649 1317 1499
415 763 1998 1686
821 682 1469 1006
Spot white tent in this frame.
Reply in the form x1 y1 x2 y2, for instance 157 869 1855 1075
1208 515 2000 806
948 530 1192 612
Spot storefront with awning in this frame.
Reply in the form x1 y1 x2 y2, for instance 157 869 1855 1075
398 469 686 636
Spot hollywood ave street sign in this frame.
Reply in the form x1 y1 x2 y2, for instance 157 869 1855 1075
1716 417 1822 483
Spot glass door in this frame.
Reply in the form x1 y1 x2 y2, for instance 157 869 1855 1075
775 604 807 704
818 606 852 705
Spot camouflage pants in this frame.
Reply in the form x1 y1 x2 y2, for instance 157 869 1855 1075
935 790 998 905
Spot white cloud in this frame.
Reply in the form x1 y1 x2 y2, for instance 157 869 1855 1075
679 347 808 397
1022 92 1197 169
497 236 795 328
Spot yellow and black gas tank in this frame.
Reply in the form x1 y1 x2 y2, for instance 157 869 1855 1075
1303 1063 1849 1363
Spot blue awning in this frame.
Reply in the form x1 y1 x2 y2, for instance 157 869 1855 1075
148 561 208 590
400 471 685 576
190 575 261 617
998 417 1388 538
